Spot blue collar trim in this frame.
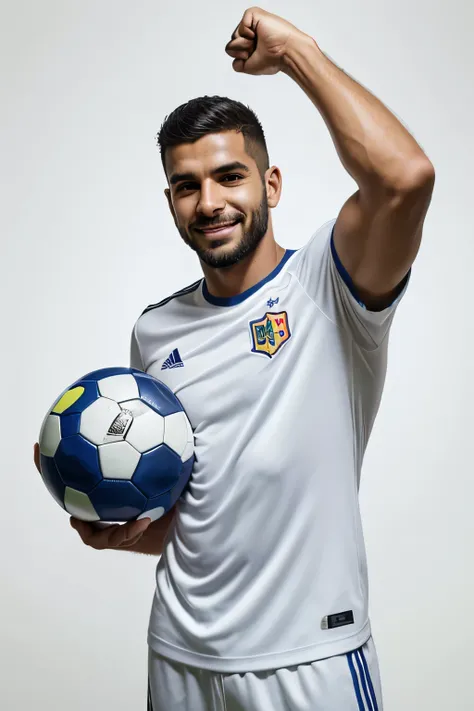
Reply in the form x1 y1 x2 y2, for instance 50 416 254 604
202 249 296 307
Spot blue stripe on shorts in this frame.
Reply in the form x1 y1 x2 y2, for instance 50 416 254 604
359 646 379 711
347 644 379 711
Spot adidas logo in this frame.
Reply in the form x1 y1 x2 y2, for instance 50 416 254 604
161 348 184 370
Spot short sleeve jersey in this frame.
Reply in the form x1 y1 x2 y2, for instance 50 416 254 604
130 217 410 673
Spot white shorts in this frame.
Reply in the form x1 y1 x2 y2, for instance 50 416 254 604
147 635 383 711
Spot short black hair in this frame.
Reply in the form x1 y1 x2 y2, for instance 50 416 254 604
156 95 270 184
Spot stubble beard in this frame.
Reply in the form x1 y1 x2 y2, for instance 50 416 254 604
178 189 269 269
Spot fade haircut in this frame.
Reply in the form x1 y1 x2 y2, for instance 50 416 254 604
156 95 270 184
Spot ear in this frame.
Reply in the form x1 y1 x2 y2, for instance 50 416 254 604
266 166 282 209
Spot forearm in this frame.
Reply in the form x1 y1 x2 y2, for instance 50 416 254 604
118 510 175 556
281 33 432 190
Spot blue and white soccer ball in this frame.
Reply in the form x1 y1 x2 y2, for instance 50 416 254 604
38 367 194 523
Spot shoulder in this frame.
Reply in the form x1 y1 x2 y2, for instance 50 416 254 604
286 218 336 284
291 219 335 264
131 278 203 363
140 278 203 317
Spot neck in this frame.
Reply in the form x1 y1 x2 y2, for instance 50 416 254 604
201 233 286 299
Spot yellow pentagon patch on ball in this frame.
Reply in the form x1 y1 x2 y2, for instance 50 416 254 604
52 386 85 414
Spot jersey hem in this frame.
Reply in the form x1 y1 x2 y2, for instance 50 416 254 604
147 619 372 673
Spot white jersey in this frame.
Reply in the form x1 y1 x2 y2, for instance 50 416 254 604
130 217 410 673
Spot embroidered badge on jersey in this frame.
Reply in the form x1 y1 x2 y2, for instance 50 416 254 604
249 311 291 358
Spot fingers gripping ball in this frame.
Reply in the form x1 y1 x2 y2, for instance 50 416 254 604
38 367 194 523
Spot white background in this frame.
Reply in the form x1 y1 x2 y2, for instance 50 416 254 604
1 1 472 709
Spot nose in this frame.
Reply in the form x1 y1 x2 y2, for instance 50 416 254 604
196 180 226 217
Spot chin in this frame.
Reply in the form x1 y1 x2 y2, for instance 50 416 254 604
207 237 236 251
199 242 244 269
200 235 237 255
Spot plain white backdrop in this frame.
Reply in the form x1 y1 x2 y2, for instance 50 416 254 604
1 0 472 709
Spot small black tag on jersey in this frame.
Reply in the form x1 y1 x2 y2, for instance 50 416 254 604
322 610 354 630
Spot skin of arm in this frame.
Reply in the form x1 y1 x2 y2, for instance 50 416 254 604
113 508 176 556
226 8 435 309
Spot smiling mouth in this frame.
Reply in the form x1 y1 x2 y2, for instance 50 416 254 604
197 221 240 237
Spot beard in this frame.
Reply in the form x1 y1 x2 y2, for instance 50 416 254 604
178 188 269 269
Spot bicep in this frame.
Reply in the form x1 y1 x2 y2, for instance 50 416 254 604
333 173 434 311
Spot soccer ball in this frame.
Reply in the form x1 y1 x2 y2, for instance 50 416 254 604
38 367 194 523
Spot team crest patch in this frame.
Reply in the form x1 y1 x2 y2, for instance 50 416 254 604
249 311 291 358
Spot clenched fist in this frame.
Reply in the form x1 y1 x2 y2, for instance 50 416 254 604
225 6 308 76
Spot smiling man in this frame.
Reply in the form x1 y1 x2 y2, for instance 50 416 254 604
167 134 281 288
64 7 435 711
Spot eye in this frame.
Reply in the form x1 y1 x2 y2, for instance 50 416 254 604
176 174 243 192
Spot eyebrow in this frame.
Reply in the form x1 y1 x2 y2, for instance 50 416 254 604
169 161 251 186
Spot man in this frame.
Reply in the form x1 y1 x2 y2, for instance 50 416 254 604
36 7 435 710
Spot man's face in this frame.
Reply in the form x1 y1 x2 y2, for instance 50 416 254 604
165 131 278 268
